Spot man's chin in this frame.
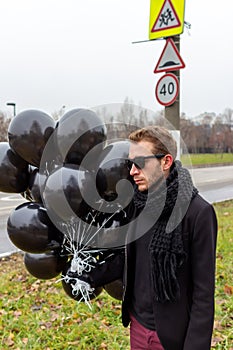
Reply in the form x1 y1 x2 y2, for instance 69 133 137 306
137 184 148 192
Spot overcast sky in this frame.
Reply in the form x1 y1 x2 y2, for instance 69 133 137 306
0 0 232 119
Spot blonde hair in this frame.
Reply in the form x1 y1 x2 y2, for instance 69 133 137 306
128 126 177 160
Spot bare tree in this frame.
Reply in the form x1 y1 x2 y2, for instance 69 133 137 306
0 111 10 142
51 105 66 120
223 108 233 135
180 117 198 153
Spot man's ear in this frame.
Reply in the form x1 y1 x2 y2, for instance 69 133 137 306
162 154 173 172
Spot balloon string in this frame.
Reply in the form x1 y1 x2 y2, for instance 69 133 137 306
70 250 97 275
58 204 126 308
79 206 124 252
60 223 74 255
78 201 105 245
57 274 95 309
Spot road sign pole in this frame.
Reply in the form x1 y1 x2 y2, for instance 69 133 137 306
165 35 180 130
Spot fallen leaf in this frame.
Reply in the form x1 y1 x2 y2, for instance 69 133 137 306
224 285 233 295
0 309 7 315
213 320 223 331
211 336 223 346
13 310 22 318
22 338 28 344
4 333 15 347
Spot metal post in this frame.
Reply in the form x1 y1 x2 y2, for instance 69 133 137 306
164 35 181 158
165 35 180 130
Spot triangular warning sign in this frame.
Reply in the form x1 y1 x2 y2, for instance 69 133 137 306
151 0 181 33
154 38 185 73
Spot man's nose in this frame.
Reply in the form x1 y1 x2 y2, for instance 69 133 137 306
130 163 140 176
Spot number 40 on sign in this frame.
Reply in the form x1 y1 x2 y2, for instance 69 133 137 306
155 73 179 106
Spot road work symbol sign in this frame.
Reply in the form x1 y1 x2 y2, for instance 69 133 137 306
154 38 185 73
149 0 185 40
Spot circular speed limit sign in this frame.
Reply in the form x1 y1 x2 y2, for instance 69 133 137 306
155 73 179 106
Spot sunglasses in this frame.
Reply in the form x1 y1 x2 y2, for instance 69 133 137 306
126 154 165 170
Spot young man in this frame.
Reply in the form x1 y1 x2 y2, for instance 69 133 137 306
85 126 218 350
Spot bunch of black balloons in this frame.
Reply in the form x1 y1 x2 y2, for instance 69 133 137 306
0 108 133 305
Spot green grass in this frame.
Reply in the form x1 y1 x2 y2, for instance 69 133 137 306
181 153 233 166
0 257 129 350
0 200 233 349
212 200 233 350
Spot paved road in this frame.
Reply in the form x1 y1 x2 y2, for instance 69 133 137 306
191 165 233 203
0 165 233 255
0 194 26 255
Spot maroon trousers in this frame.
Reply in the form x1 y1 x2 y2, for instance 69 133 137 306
130 314 164 350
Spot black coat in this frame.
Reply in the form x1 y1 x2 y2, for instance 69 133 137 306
88 194 217 350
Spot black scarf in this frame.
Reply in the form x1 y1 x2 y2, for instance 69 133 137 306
133 160 198 303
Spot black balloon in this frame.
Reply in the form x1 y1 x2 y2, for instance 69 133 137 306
96 141 133 203
28 167 47 203
7 202 63 253
8 109 55 167
104 279 123 300
24 251 68 279
61 260 103 301
0 142 29 193
56 108 107 169
43 164 94 221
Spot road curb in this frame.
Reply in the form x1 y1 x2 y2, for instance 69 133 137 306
0 249 21 259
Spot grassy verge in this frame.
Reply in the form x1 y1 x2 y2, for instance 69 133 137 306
212 200 233 350
0 255 129 350
181 153 233 166
0 200 233 350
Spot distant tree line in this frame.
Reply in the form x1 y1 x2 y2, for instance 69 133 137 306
99 99 233 154
180 108 233 154
1 100 232 154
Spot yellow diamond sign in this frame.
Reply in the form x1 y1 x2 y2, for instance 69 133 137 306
149 0 185 40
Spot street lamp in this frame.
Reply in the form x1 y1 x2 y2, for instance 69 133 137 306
60 105 66 117
6 102 16 117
